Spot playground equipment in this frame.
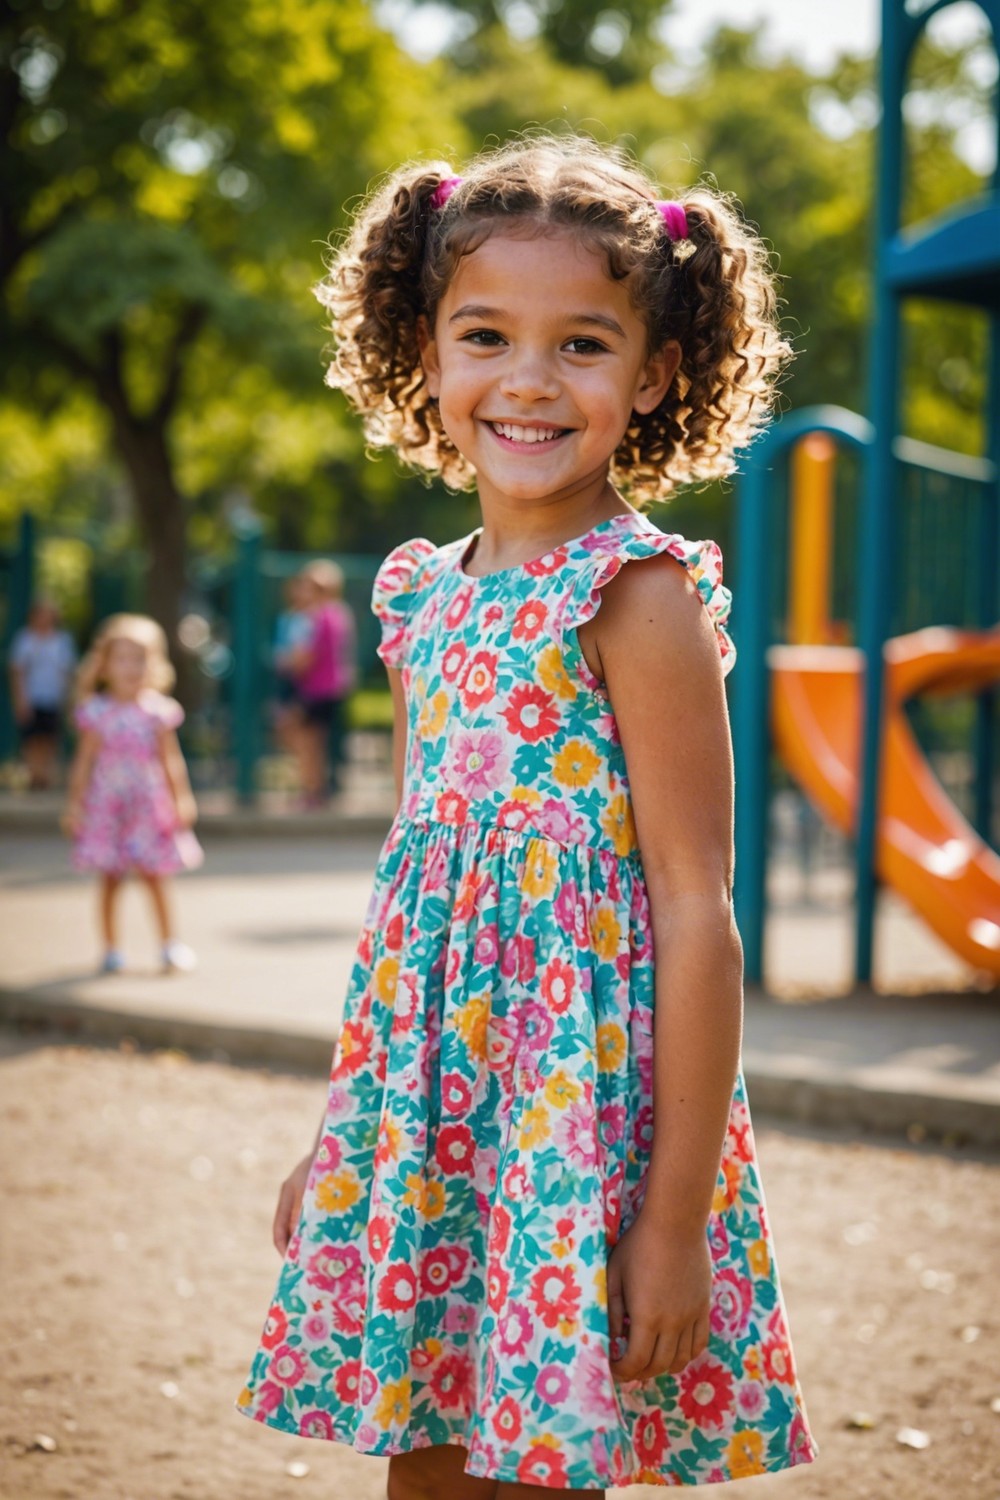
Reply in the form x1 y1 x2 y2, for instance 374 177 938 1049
732 0 1000 989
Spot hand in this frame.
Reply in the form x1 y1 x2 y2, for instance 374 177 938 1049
607 1210 712 1383
60 802 83 838
174 793 198 830
272 1152 314 1256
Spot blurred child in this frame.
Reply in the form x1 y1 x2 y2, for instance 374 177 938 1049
286 559 357 806
62 613 202 974
271 573 312 758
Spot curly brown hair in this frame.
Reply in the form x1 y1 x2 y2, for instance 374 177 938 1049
317 133 790 502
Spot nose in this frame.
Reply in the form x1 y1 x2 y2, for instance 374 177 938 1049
497 346 561 404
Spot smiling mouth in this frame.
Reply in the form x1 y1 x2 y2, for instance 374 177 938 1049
487 421 572 445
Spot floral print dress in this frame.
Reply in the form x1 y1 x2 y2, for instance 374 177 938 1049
72 690 203 876
237 509 818 1488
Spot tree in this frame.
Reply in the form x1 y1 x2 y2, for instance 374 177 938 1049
2 0 448 656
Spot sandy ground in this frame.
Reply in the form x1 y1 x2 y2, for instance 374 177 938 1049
1 1034 998 1500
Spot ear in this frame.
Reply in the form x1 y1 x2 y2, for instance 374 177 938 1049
632 339 681 416
417 313 441 398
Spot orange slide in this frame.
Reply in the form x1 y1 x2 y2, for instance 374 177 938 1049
769 628 1000 976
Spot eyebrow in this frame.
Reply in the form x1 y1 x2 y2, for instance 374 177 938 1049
447 304 626 339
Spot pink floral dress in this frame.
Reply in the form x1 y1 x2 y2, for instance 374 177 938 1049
237 510 817 1488
72 690 202 876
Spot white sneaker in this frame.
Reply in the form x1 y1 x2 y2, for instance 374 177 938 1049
161 940 197 973
100 948 126 974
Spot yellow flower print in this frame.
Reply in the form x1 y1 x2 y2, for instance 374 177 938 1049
417 689 449 739
510 784 542 807
727 1429 766 1478
711 1157 743 1213
544 1070 581 1109
519 1101 551 1149
552 739 601 787
372 955 399 1006
593 1263 607 1308
315 1169 360 1213
455 994 490 1061
600 793 637 855
590 905 621 960
403 1172 446 1220
374 1377 411 1429
236 1385 253 1408
538 642 578 700
743 1347 763 1380
747 1239 771 1277
596 1021 626 1073
522 840 559 899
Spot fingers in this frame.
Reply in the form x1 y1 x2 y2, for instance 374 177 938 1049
607 1256 626 1345
612 1321 704 1384
272 1179 300 1256
610 1320 657 1383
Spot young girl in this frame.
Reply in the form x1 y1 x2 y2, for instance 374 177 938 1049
63 613 202 973
238 135 818 1493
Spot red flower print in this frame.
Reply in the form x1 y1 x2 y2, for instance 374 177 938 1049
460 649 499 709
429 1352 474 1409
436 1122 476 1175
511 599 548 641
306 1243 364 1298
488 1263 511 1311
335 1018 372 1077
420 1245 470 1295
678 1353 735 1428
367 1212 392 1263
377 1264 418 1313
435 788 470 825
313 1133 342 1175
385 911 404 951
541 957 575 1014
260 1304 288 1349
528 1265 581 1329
634 1408 670 1466
269 1343 308 1388
299 1409 335 1439
441 1072 473 1114
763 1336 795 1384
444 584 473 628
492 1394 522 1443
489 1203 512 1257
441 640 469 682
333 1360 360 1402
502 683 559 743
500 933 537 983
516 1442 568 1485
525 546 568 576
710 1267 754 1341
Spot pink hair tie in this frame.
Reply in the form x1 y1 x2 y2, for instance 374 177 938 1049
656 199 689 241
430 175 463 211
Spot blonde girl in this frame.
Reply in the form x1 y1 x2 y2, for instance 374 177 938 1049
63 613 202 973
238 134 817 1495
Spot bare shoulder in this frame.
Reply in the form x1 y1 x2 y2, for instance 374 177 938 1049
577 550 722 689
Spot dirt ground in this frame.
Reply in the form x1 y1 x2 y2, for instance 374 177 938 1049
1 1033 998 1500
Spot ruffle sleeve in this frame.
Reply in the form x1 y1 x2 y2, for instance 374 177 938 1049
371 537 437 669
560 529 736 683
73 695 104 734
139 689 185 730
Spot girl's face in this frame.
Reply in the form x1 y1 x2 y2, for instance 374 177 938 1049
104 637 148 697
420 226 679 512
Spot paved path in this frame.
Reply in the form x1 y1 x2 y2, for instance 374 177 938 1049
1 830 998 1143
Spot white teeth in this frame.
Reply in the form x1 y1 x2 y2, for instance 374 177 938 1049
491 422 564 443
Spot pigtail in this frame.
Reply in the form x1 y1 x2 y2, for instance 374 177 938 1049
640 190 790 491
317 162 463 478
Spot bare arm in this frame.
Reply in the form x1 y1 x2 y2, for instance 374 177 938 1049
8 661 29 723
157 727 198 828
587 552 743 1381
61 728 100 834
273 661 406 1256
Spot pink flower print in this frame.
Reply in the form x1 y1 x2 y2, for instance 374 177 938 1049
497 1300 533 1357
423 841 453 893
473 923 499 966
482 601 504 626
300 1311 331 1344
313 1133 342 1175
789 1411 815 1464
449 729 511 799
736 1381 767 1421
573 1344 619 1420
360 1366 379 1404
553 879 579 929
632 1104 654 1153
710 1268 754 1341
556 1102 598 1169
441 1071 473 1115
443 1303 478 1334
707 1216 730 1262
598 1102 626 1148
500 932 536 983
299 1409 335 1438
534 798 586 845
253 1380 285 1415
306 1243 364 1298
535 1363 571 1406
269 1343 308 1388
356 1421 378 1447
